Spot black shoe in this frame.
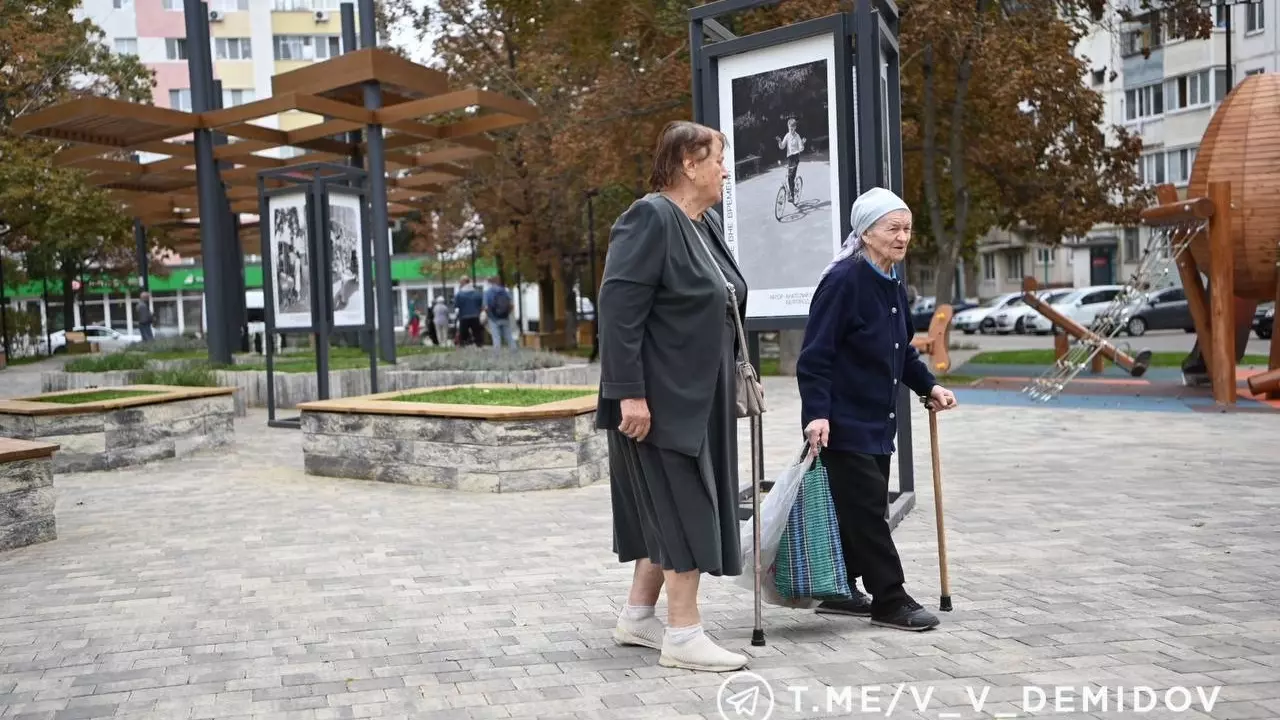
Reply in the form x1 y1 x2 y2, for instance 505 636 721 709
815 590 872 617
871 600 939 631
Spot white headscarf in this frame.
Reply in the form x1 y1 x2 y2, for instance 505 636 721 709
819 187 910 279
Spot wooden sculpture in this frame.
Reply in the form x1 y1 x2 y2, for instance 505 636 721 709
1143 74 1280 402
910 304 954 374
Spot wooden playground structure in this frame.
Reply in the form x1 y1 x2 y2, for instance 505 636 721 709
1018 74 1279 406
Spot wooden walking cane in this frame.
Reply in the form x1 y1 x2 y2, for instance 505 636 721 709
922 396 953 611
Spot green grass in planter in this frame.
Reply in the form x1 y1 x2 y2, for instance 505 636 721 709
65 353 149 372
390 387 596 407
30 389 163 404
132 367 219 387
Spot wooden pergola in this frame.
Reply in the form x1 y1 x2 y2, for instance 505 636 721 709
12 49 538 257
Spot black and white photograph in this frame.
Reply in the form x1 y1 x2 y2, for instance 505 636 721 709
268 191 312 329
716 33 843 319
327 192 365 327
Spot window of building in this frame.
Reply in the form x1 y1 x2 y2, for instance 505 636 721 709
1138 152 1166 185
982 254 996 281
165 38 188 60
113 0 133 8
1004 251 1025 281
169 88 193 112
1167 147 1197 184
163 0 181 8
1124 82 1163 121
209 0 249 9
215 38 252 60
1091 69 1106 86
1245 68 1265 77
314 0 356 8
1165 70 1210 111
1123 227 1140 262
1216 4 1229 28
221 88 256 107
1216 67 1231 99
273 35 342 60
114 38 138 56
1035 247 1054 266
1247 0 1264 32
273 0 312 9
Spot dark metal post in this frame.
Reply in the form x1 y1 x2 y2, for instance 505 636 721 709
586 189 599 362
185 0 230 363
340 3 364 176
357 0 395 362
1225 2 1233 90
311 183 332 400
469 234 477 282
0 254 9 361
134 219 149 290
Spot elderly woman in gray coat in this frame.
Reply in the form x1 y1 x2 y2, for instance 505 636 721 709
595 120 750 673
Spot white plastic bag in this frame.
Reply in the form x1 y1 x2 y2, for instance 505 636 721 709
736 445 821 609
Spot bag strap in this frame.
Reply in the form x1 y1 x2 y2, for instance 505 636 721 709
659 194 751 363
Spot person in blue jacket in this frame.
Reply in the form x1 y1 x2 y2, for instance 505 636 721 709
796 187 958 632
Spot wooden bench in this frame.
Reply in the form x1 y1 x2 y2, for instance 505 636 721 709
0 437 60 551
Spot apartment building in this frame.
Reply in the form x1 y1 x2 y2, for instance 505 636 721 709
968 0 1271 299
79 0 359 156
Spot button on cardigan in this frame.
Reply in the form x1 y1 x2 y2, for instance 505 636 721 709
796 254 937 456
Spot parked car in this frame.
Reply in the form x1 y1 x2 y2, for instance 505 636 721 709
1255 302 1275 340
1023 285 1128 334
991 288 1075 334
43 325 143 354
1118 287 1194 336
911 295 976 331
951 292 1023 334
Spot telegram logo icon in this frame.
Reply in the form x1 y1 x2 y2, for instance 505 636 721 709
718 671 775 720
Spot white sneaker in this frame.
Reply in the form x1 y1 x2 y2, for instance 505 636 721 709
658 629 749 672
613 615 664 650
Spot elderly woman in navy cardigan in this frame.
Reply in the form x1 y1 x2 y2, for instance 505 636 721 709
796 187 958 632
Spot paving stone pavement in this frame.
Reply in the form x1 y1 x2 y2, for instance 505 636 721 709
1 376 1278 720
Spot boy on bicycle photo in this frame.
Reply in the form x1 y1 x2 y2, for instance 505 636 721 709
776 117 805 202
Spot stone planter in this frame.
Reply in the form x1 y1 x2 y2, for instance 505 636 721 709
0 386 236 473
297 385 607 493
0 438 59 552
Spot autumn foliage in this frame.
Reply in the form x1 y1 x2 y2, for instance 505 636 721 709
383 0 1215 310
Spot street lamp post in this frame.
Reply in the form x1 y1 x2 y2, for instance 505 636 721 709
585 189 599 362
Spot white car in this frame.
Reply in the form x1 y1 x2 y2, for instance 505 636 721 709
43 325 143 354
951 292 1023 334
990 289 1075 334
1023 285 1129 334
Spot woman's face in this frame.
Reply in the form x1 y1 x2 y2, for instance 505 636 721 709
684 135 728 206
862 209 913 265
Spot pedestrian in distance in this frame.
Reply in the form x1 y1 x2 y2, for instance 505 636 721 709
796 186 959 632
483 276 516 351
597 120 753 672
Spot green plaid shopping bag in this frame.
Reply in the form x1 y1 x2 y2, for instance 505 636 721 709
773 456 852 600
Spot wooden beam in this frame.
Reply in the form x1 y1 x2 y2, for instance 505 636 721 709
1207 181 1236 405
218 122 289 145
201 94 297 128
1153 184 1216 377
1140 196 1215 227
293 93 375 125
286 119 363 146
374 90 480 124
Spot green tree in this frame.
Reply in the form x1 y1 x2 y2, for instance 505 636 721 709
0 0 154 330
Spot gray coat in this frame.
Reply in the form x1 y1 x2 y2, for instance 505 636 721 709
595 193 747 457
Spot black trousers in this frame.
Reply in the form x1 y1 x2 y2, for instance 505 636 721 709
458 317 484 346
786 155 800 196
821 448 910 613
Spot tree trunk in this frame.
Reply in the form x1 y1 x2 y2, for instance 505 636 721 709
777 329 803 376
932 239 959 306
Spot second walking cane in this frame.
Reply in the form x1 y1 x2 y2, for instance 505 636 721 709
923 397 953 611
751 413 766 645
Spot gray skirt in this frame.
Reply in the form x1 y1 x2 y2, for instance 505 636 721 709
607 312 742 576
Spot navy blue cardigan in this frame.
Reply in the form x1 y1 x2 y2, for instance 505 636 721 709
796 255 937 456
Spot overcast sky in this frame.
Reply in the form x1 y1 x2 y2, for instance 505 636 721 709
385 0 439 66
